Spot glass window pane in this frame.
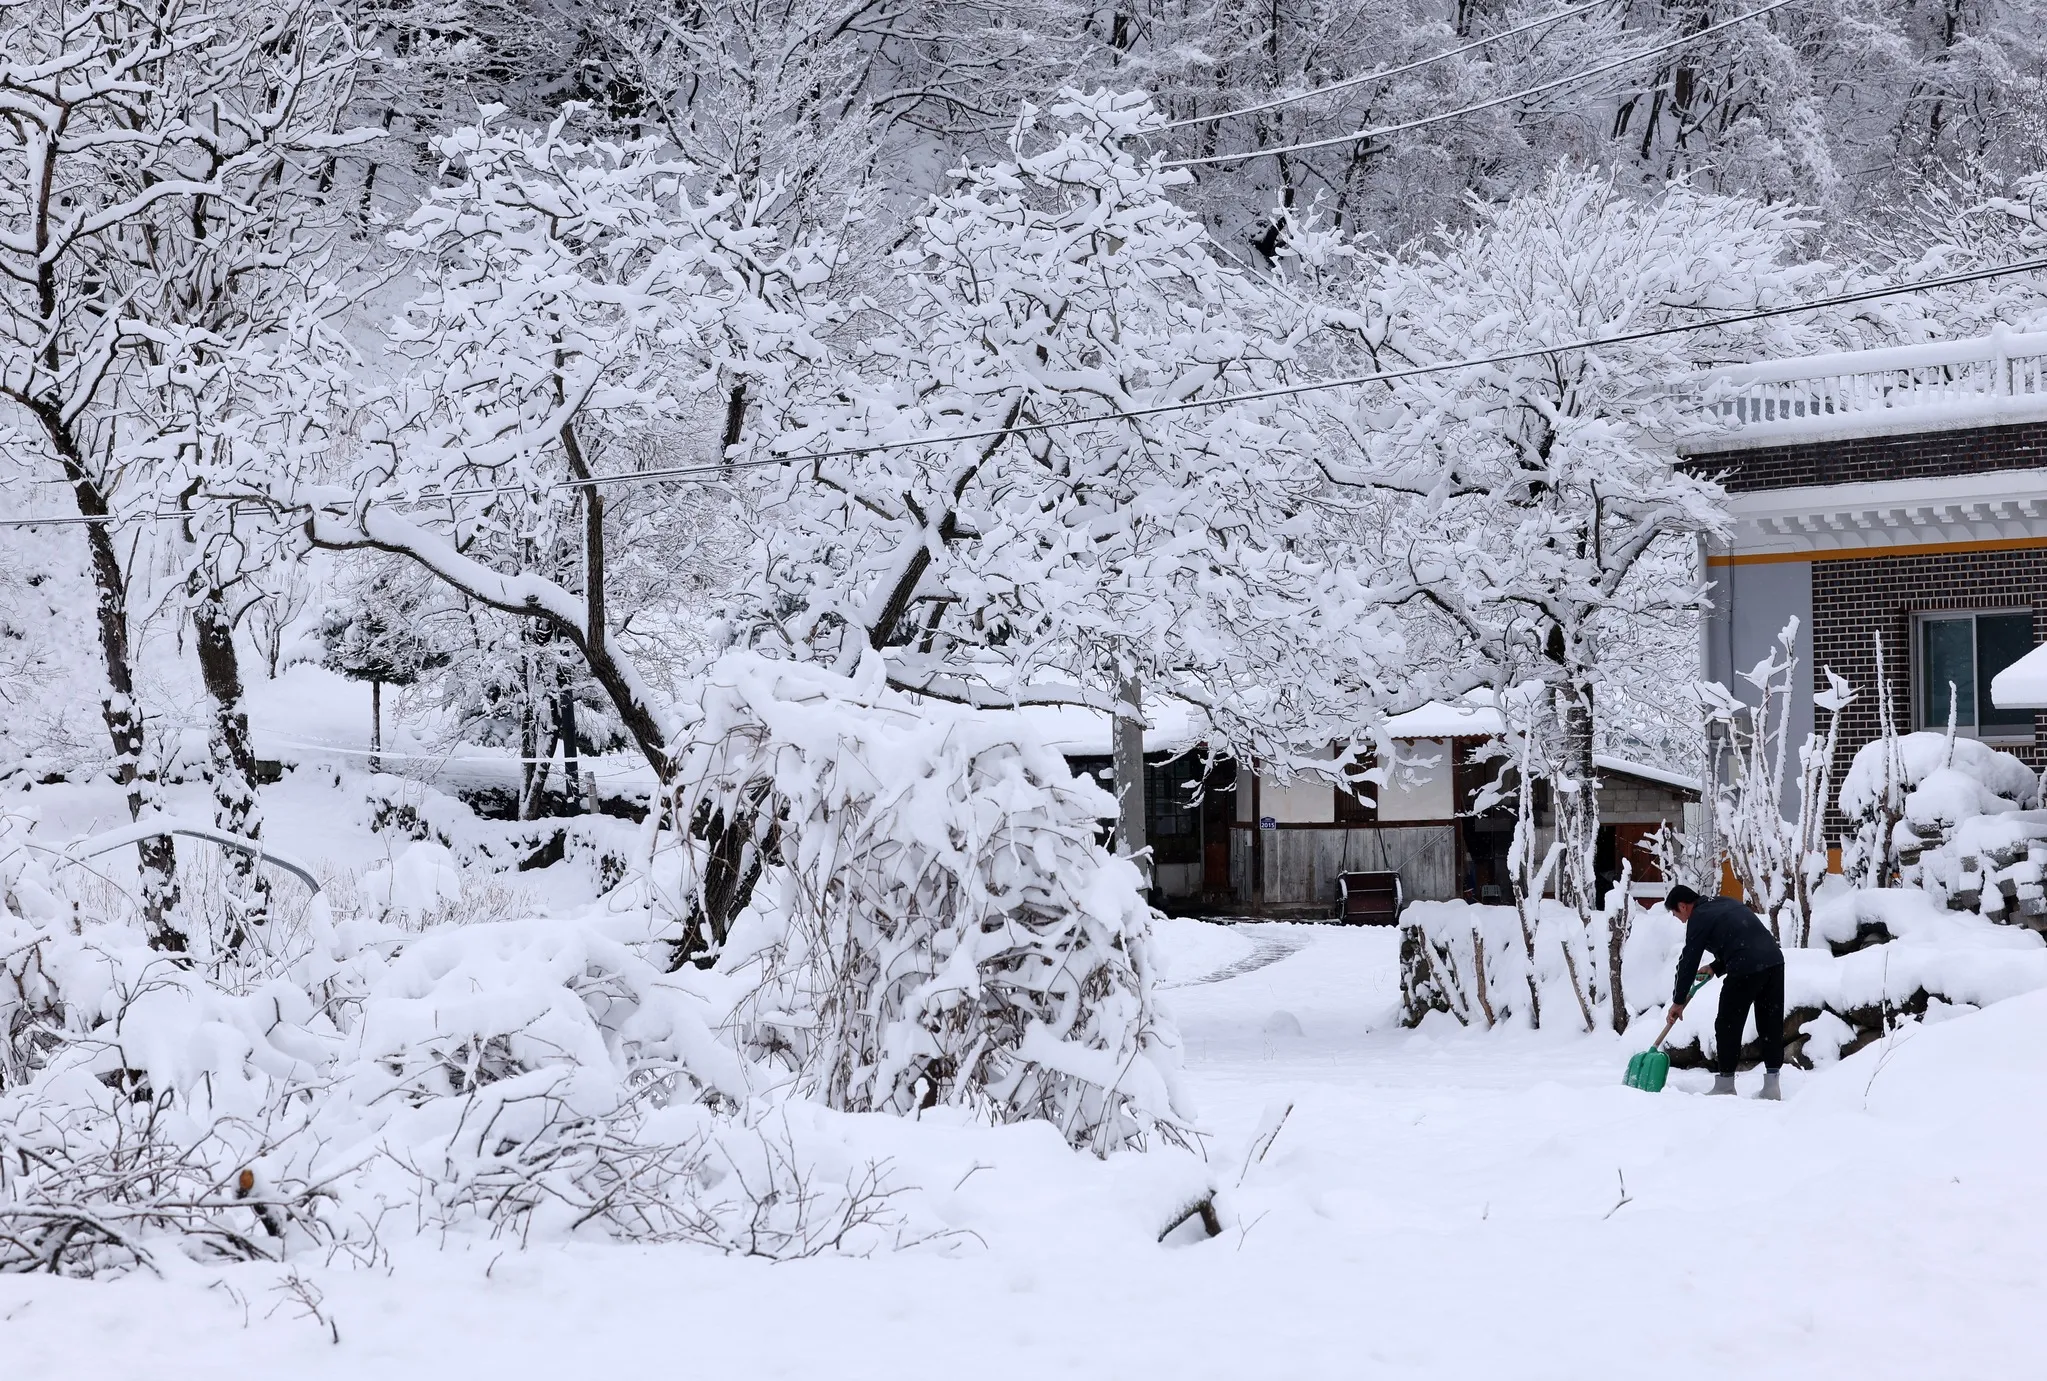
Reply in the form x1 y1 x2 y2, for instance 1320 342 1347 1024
1923 617 1975 728
1978 612 2037 731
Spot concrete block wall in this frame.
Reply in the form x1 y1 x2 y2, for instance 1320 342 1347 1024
1598 778 1693 823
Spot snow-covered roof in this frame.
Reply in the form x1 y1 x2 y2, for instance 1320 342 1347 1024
1021 698 1510 755
1383 702 1504 738
1594 753 1702 796
1010 702 1207 757
1991 642 2047 710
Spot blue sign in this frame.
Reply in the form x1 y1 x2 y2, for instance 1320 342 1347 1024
1258 816 1277 830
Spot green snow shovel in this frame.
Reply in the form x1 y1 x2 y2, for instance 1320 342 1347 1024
1623 975 1711 1093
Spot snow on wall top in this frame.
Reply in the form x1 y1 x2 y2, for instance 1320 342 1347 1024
1681 326 2047 451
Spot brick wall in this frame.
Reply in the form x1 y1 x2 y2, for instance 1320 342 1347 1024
1810 547 2047 832
1690 420 2047 494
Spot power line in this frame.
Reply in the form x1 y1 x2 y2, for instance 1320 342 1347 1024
1161 0 1620 132
6 252 2044 525
1165 0 1808 170
584 254 2047 483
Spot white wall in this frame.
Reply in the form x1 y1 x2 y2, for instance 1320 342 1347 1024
1262 773 1335 823
1378 739 1455 821
1237 761 1337 823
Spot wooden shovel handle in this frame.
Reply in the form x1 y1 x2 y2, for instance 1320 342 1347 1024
1649 1012 1680 1053
1652 975 1714 1052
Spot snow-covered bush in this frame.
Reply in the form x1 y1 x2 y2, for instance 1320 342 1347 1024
0 811 954 1274
675 651 1193 1154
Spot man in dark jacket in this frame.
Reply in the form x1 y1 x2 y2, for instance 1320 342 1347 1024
1665 885 1786 1100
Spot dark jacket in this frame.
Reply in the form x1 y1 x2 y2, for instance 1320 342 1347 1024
1673 897 1783 1006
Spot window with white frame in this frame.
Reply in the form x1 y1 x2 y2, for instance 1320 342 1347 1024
1916 610 2036 737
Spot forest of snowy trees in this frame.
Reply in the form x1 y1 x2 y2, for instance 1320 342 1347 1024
6 0 2047 1276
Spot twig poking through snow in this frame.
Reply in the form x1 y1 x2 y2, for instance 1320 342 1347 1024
1237 1102 1294 1188
268 1268 339 1345
1602 1170 1633 1221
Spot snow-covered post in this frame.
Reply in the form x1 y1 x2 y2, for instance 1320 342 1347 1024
1790 671 1855 946
1114 675 1150 888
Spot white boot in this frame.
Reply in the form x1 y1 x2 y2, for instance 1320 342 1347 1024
1708 1074 1737 1096
1757 1069 1782 1101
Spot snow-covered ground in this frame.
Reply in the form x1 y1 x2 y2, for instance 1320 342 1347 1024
7 910 2045 1379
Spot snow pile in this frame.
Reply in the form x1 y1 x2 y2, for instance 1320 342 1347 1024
1661 884 2047 1068
676 651 1192 1154
1838 732 2047 921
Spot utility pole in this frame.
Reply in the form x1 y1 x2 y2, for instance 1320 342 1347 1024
1113 674 1150 890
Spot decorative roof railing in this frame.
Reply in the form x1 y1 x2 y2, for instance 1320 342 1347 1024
1685 327 2047 441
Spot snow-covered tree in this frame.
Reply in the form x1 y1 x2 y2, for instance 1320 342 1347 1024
740 90 1408 770
0 0 371 947
1347 167 1836 1028
269 109 836 792
318 565 448 773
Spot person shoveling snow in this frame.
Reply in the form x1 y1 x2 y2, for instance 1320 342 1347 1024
1664 885 1786 1100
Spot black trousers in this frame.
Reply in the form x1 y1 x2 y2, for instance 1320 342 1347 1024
1715 962 1785 1076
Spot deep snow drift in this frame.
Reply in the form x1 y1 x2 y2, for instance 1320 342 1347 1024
7 913 2046 1380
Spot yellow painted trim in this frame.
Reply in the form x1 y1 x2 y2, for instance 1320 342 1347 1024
1707 534 2047 568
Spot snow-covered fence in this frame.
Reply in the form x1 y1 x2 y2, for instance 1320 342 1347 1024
1685 329 2047 439
1398 899 1675 1031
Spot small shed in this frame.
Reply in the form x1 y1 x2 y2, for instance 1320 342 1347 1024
1010 701 1702 918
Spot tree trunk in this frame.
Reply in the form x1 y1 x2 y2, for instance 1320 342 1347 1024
191 578 270 944
1114 675 1149 890
1607 873 1632 1035
370 678 383 774
560 685 582 814
41 418 182 949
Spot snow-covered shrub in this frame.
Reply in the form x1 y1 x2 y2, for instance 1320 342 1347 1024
675 651 1192 1153
354 774 642 904
1839 732 2044 922
0 815 946 1274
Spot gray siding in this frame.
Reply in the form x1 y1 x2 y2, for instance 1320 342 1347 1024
1704 555 1813 817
